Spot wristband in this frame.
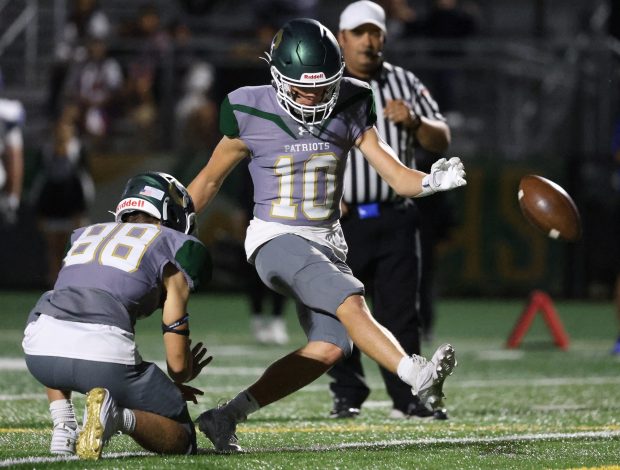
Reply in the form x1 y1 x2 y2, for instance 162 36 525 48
416 174 435 197
162 314 190 335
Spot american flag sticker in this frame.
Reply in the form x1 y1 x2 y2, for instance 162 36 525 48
140 186 165 200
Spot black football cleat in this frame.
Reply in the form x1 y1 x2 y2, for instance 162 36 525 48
329 397 361 419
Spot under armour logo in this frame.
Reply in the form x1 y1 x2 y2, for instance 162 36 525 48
298 126 315 136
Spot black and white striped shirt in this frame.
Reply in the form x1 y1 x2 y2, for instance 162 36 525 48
343 61 444 204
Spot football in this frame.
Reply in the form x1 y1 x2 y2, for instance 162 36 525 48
517 175 581 241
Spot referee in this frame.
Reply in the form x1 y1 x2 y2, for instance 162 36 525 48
328 1 452 419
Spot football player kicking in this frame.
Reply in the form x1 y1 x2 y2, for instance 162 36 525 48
22 172 212 460
188 18 466 453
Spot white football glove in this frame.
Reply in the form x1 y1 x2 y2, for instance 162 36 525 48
417 157 467 197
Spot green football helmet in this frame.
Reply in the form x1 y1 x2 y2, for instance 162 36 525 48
267 18 344 125
114 172 196 235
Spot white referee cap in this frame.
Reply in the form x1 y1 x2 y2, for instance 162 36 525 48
339 1 386 33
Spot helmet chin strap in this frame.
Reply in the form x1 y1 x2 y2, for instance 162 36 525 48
187 213 197 235
162 197 169 226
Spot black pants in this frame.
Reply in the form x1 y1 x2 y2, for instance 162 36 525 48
328 201 421 412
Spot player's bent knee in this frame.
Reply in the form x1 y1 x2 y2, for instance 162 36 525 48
303 340 346 366
336 294 367 315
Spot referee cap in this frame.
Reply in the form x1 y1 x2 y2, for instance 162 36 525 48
339 1 386 33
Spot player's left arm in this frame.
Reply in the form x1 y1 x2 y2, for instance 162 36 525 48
357 126 466 197
162 263 212 383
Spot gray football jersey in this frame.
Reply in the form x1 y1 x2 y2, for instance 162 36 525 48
220 78 376 226
29 222 210 332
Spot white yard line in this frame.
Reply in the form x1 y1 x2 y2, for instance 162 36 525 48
268 429 620 452
1 431 619 466
0 451 153 467
2 354 620 402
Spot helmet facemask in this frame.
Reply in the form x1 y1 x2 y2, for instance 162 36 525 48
269 60 344 125
265 18 345 126
160 173 197 235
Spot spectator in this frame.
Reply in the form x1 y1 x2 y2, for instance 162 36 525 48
168 19 197 84
31 105 95 287
64 38 124 142
406 0 478 112
254 0 319 47
231 0 319 62
377 0 418 37
120 3 172 146
174 62 218 171
0 75 25 225
49 0 111 117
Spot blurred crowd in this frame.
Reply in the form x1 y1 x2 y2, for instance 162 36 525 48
40 0 480 156
7 0 479 277
1 0 618 324
47 0 219 156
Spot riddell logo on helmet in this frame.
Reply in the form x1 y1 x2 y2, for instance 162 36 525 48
301 72 325 80
116 198 145 212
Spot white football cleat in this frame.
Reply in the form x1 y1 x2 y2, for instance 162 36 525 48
251 317 272 344
413 343 457 411
50 422 79 455
196 407 242 453
269 318 289 345
76 388 122 460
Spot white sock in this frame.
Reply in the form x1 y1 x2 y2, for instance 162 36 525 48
49 399 77 430
397 355 426 387
120 408 136 434
222 390 260 422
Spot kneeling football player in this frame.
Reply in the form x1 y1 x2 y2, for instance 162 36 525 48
22 172 212 459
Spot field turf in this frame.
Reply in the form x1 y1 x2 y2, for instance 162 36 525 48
1 291 619 469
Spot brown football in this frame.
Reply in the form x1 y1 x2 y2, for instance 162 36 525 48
518 175 581 241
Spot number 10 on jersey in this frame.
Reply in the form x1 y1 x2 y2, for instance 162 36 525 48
271 153 338 221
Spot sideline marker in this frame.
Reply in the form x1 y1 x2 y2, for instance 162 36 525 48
507 290 570 350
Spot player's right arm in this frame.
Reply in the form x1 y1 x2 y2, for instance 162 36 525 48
187 136 250 213
162 263 193 382
161 263 212 384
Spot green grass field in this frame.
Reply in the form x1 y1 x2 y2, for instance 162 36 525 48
1 291 619 469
